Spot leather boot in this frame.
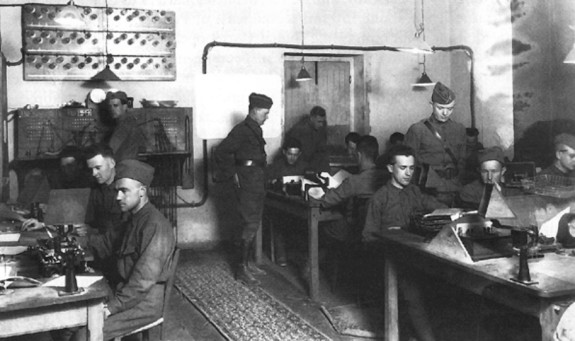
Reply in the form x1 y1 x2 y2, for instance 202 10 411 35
247 238 266 275
236 241 259 285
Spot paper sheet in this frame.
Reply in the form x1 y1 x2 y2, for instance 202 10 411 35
0 233 20 242
424 208 464 221
318 170 352 189
42 275 103 288
539 207 570 238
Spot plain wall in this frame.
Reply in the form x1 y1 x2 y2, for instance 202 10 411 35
0 0 517 246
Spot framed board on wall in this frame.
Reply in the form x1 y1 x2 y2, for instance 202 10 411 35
22 4 176 81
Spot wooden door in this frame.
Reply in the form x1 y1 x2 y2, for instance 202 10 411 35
284 60 351 149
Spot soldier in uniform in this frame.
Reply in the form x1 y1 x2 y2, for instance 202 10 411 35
215 92 273 284
102 90 147 162
286 106 329 172
457 146 518 210
404 82 467 206
539 133 575 178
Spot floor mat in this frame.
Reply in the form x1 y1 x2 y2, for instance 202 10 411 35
321 303 385 339
175 258 332 341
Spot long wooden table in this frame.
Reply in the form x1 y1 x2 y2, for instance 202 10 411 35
0 230 107 340
258 191 343 301
376 229 575 341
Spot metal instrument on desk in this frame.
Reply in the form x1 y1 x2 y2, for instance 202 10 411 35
510 226 539 285
33 225 87 281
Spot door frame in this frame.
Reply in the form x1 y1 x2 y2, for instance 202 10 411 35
283 53 367 135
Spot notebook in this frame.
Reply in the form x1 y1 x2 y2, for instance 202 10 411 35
43 188 91 226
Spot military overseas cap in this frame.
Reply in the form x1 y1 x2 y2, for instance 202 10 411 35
478 146 505 165
431 82 456 104
105 90 129 104
555 133 575 150
116 159 155 187
249 92 273 109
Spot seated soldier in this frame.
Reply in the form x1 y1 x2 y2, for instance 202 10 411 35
265 137 309 266
315 135 386 242
299 135 385 282
52 159 175 341
266 137 310 185
363 144 446 341
539 133 575 178
344 132 361 158
457 146 519 210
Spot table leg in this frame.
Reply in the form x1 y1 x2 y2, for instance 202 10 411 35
384 258 399 341
255 221 263 265
309 207 319 301
86 301 104 341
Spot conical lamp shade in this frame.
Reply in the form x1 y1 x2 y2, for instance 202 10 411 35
565 44 575 64
296 66 312 82
412 72 436 87
55 1 85 27
91 65 121 81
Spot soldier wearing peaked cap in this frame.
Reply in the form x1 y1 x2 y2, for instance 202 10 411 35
404 82 467 206
539 133 575 178
214 92 273 285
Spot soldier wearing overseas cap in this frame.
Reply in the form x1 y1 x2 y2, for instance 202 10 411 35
214 92 273 285
53 159 175 340
404 82 467 206
457 146 517 209
96 160 174 339
102 90 147 162
539 133 575 178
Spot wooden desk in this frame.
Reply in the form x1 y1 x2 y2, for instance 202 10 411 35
260 191 343 301
0 278 108 340
1 229 106 340
376 230 575 341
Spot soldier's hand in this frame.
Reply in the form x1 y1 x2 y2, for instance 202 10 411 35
21 218 44 231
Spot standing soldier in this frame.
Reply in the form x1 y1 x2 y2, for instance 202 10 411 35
404 82 467 205
215 92 273 284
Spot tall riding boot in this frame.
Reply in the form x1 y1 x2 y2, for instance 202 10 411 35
247 238 266 275
236 240 259 285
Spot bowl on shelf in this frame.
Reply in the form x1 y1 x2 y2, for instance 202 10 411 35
140 99 178 108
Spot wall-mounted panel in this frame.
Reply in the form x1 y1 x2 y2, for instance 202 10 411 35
22 4 176 81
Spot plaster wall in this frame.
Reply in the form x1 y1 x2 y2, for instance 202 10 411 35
0 0 513 246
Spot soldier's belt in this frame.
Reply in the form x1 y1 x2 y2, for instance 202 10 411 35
235 159 266 167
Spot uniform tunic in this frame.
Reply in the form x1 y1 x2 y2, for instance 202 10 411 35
91 202 175 340
404 116 466 192
105 115 148 162
362 182 446 242
286 118 329 172
266 157 309 181
86 182 124 235
215 116 267 241
320 167 386 241
538 164 575 178
85 181 125 280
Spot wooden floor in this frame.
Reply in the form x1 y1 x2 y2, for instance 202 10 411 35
2 246 543 341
